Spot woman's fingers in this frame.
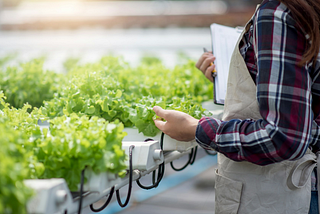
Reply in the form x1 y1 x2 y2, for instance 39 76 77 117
153 119 166 132
152 106 199 141
195 52 209 71
200 56 215 72
153 106 166 119
205 66 215 82
196 53 216 79
153 106 169 133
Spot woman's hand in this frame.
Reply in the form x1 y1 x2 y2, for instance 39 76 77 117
195 51 216 82
153 106 199 142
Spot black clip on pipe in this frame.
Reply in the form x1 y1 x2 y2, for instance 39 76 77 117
136 132 165 189
116 145 135 207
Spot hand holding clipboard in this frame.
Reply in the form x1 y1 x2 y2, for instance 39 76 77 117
203 47 217 78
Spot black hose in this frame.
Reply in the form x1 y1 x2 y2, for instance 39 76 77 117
89 186 115 212
116 145 135 207
78 168 85 214
170 146 198 171
136 162 165 189
189 146 198 165
136 132 165 189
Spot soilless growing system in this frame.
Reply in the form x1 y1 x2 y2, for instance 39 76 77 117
0 55 219 214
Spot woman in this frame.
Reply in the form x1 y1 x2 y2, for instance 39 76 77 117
153 0 320 213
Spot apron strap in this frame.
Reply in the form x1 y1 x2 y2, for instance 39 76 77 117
287 153 316 189
287 151 320 212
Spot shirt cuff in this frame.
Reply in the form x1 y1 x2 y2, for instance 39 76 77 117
195 117 220 151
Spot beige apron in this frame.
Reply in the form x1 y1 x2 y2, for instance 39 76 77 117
215 16 320 214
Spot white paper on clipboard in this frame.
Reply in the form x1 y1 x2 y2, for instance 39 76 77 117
210 23 242 105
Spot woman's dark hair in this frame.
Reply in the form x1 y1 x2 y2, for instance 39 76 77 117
280 0 320 66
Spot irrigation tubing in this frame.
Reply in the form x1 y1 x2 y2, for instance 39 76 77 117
116 145 135 207
170 146 198 171
78 168 86 214
136 132 165 190
89 186 115 212
189 146 198 165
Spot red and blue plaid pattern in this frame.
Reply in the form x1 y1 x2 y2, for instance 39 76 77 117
196 0 320 166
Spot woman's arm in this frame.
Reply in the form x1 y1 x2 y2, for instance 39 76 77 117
196 1 313 165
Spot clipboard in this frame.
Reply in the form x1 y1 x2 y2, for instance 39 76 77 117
210 23 242 105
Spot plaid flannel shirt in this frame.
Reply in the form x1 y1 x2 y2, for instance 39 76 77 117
196 0 320 166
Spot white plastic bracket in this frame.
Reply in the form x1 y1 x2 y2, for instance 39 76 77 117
122 140 164 171
24 178 72 214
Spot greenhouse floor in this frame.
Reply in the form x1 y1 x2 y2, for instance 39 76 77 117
81 148 217 214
